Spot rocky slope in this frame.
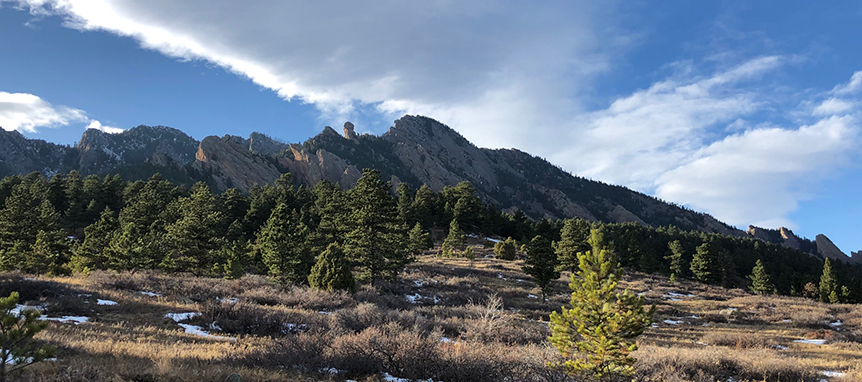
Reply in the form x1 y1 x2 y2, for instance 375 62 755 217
1 115 858 263
746 225 861 265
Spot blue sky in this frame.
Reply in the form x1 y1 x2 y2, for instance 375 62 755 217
1 1 861 255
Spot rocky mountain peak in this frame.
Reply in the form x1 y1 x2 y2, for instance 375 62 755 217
343 122 357 140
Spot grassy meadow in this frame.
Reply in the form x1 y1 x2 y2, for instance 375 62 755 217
4 243 861 382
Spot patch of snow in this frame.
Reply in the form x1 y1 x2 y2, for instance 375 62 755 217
527 294 539 299
44 316 89 324
23 277 36 281
687 315 699 319
666 292 694 297
406 294 422 303
318 311 332 315
650 323 659 328
663 319 683 325
486 237 500 243
667 298 681 302
516 279 525 283
829 320 843 327
318 367 340 375
413 280 425 287
466 234 479 239
382 373 410 382
165 312 201 322
773 345 788 350
440 337 453 343
781 319 792 323
821 371 846 378
97 299 117 306
282 323 307 334
793 339 827 345
497 273 505 279
139 291 162 297
216 297 238 304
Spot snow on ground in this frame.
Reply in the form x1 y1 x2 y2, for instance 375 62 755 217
383 373 434 382
97 299 117 306
821 370 846 378
216 297 238 304
139 291 162 297
829 320 843 327
44 316 89 324
527 294 538 299
164 312 235 341
440 337 453 343
663 319 683 325
165 312 201 322
405 294 440 304
793 339 827 345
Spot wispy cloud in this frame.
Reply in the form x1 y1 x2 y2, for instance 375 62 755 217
0 91 87 132
85 120 123 134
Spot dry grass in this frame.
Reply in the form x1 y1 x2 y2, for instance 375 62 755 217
0 255 858 381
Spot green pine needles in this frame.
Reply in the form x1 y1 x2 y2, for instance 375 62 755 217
549 228 654 381
309 244 355 293
0 292 56 382
749 259 775 295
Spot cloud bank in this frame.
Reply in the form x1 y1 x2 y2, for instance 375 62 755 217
5 1 861 230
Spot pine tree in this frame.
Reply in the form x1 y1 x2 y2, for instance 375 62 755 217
163 183 227 274
819 258 838 303
310 180 348 254
548 228 654 380
494 237 517 260
441 218 466 257
523 235 559 300
0 292 56 382
690 242 723 285
555 219 591 273
411 184 436 229
258 203 313 284
25 229 69 275
463 246 476 262
309 243 355 293
665 240 686 281
72 207 120 272
749 259 775 295
407 222 431 257
396 182 414 225
343 169 410 282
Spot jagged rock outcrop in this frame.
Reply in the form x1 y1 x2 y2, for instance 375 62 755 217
745 225 861 265
343 122 357 140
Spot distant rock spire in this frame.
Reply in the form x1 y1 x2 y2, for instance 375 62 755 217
343 122 357 140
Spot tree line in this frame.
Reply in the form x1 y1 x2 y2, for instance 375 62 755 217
0 170 859 300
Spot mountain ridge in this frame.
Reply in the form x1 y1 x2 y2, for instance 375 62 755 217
1 115 859 264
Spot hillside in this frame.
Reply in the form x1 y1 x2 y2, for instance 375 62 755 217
1 115 859 264
5 251 860 382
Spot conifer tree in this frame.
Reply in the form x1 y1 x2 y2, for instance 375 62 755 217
523 235 559 300
819 258 838 303
690 242 723 285
396 182 414 225
411 184 436 229
310 180 348 254
0 292 56 382
441 218 466 257
749 259 775 295
548 228 654 380
555 219 591 273
25 229 69 275
343 169 410 282
665 240 686 281
258 203 313 284
493 237 517 260
72 207 120 272
407 222 431 257
163 183 227 274
309 243 355 293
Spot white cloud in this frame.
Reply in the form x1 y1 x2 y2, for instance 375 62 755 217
813 98 854 116
832 71 862 95
553 57 782 190
5 0 613 146
85 120 123 134
656 115 857 228
0 91 87 132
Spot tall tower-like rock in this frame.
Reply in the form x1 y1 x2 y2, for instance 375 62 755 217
343 122 357 140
